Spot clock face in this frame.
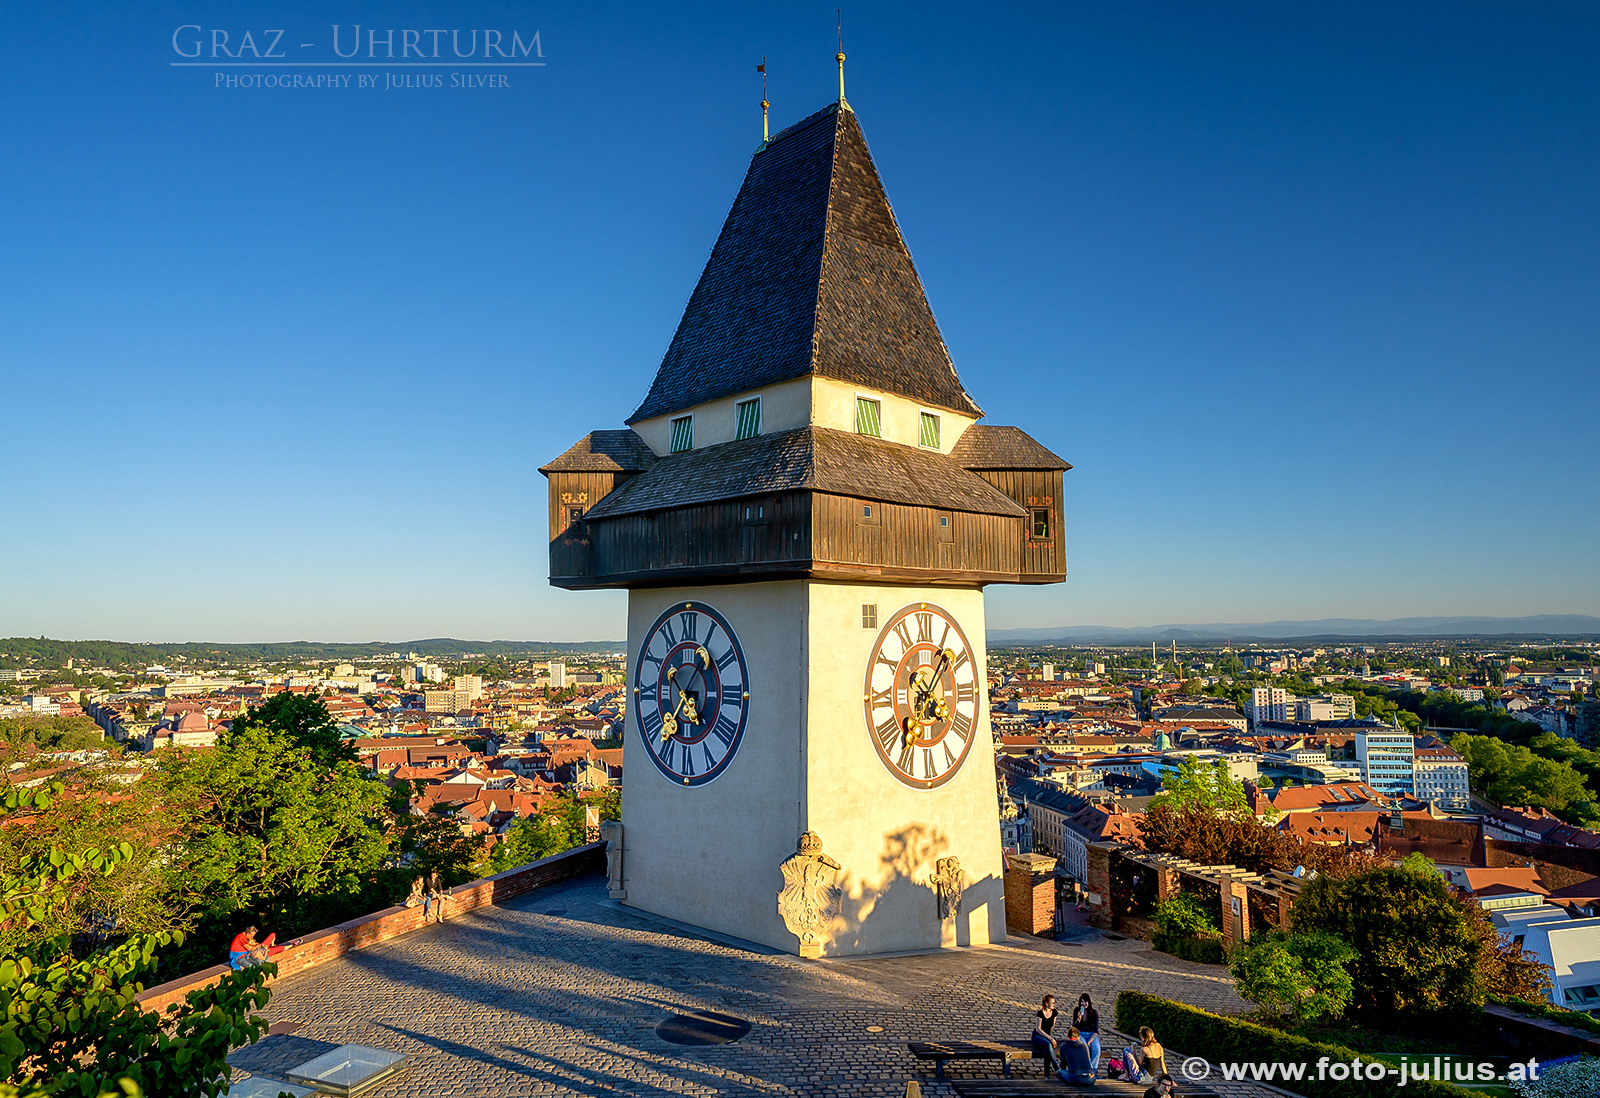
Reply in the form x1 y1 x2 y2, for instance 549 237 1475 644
632 601 750 787
863 602 980 789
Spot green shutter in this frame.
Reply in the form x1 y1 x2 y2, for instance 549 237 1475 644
856 398 881 437
919 411 940 449
670 416 693 453
736 399 761 440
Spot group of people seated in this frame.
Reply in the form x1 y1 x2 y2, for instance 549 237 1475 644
1031 993 1174 1092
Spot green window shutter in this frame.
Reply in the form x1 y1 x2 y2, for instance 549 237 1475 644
736 399 761 440
670 416 693 453
856 397 881 437
919 411 940 449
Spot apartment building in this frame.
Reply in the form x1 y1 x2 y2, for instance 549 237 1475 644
1356 728 1415 796
1248 687 1289 727
1412 744 1471 809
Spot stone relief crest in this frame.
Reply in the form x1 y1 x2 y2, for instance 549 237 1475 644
931 856 965 921
777 830 841 958
600 819 625 899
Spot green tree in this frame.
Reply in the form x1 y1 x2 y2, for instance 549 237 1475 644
1229 930 1356 1023
490 814 575 872
230 693 354 768
154 721 390 925
1291 867 1550 1018
0 716 105 756
1153 890 1219 939
0 785 272 1098
1157 757 1249 816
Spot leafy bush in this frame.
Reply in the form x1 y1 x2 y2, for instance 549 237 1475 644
1292 867 1551 1017
1154 890 1220 938
1230 930 1355 1022
1495 997 1600 1037
1114 991 1494 1098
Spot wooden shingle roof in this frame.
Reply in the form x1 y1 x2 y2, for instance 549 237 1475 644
949 425 1072 470
583 426 1026 520
538 430 656 474
627 104 982 424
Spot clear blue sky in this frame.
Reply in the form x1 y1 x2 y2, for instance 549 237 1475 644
3 2 1597 642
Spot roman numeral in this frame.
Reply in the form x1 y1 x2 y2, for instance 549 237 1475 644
713 713 738 747
957 682 976 704
681 746 697 776
939 620 951 650
950 648 971 672
640 708 662 741
892 620 914 650
702 744 717 772
870 684 894 709
916 613 933 643
876 714 900 750
661 618 677 646
897 742 915 773
944 743 957 768
641 647 663 669
658 738 676 770
951 710 973 741
679 611 699 641
921 749 935 779
715 645 737 671
875 653 898 674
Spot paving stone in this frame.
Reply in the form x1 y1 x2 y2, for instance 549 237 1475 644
229 876 1292 1098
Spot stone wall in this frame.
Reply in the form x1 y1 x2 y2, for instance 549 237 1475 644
1003 852 1056 935
135 843 605 1016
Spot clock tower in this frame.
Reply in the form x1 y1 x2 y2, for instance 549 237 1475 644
541 96 1069 956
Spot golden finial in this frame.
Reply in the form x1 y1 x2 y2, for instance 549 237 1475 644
758 57 769 142
836 10 847 105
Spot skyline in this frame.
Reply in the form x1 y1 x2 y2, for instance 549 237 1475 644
4 2 1598 642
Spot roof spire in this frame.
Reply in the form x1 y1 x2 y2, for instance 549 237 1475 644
836 10 849 109
758 57 769 143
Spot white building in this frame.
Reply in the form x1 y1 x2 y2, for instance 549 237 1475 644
1412 744 1471 809
1248 687 1289 727
454 675 484 702
1294 693 1356 722
548 661 566 689
1040 662 1055 682
1356 728 1415 796
1486 894 1600 1012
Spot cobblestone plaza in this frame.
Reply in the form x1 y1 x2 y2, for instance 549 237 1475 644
229 874 1292 1098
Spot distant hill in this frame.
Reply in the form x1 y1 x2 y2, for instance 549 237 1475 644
988 615 1600 645
0 637 625 668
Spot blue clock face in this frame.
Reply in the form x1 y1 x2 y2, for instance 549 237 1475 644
632 601 750 786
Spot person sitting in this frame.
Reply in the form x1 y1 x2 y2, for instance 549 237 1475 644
404 876 425 908
227 926 285 970
1153 1073 1176 1095
1119 1027 1166 1084
1056 1026 1096 1086
1031 994 1062 1072
1071 993 1101 1072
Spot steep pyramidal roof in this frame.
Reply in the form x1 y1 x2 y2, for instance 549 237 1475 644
628 103 982 423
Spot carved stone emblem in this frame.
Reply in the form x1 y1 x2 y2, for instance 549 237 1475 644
777 830 841 958
931 856 965 921
601 819 625 899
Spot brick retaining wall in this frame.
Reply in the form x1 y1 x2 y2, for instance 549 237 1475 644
135 842 605 1016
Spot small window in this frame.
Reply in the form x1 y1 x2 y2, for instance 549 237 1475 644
935 511 954 542
568 506 584 527
742 500 769 525
919 411 941 449
862 604 878 629
855 397 882 437
858 502 879 527
735 397 762 440
670 415 693 453
1031 507 1052 540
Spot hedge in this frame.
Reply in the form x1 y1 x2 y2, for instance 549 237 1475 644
1115 992 1494 1098
1495 996 1600 1037
1151 931 1227 966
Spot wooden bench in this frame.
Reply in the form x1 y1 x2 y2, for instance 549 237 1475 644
905 1040 1036 1080
952 1080 1222 1097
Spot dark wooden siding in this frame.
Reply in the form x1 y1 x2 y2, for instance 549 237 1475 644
547 472 631 579
970 469 1066 582
811 494 1023 577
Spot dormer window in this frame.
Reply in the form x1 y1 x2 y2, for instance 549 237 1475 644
670 415 693 453
855 397 882 438
919 411 941 449
735 397 761 440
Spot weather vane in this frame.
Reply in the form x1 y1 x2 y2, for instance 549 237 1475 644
758 56 769 142
836 10 847 105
